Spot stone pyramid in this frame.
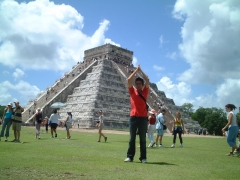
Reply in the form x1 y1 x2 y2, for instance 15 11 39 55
22 43 200 131
58 59 130 128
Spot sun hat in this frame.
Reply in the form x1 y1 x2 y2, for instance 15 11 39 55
148 109 156 115
8 102 13 106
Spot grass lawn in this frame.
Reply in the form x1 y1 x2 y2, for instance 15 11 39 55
0 126 239 180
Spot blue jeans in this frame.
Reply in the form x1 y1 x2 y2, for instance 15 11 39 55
0 118 12 137
227 126 239 147
127 116 148 161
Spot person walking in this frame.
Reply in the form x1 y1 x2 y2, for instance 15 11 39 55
147 109 156 147
12 101 24 143
155 109 167 147
65 112 72 139
0 103 14 141
44 116 49 133
171 111 184 148
49 109 60 138
222 104 239 156
97 110 107 142
124 64 149 163
77 120 80 128
34 108 43 139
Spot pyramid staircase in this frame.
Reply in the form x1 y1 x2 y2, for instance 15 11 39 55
23 59 98 123
57 59 130 128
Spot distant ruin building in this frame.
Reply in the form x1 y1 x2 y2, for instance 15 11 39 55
22 44 200 130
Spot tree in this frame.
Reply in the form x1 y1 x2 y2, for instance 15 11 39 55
0 105 6 121
203 111 227 135
182 103 194 116
236 113 240 126
191 107 228 136
191 107 212 125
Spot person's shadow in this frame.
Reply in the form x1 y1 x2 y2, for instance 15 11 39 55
140 162 177 165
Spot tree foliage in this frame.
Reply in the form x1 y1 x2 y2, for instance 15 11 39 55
0 105 6 120
237 113 240 126
191 107 228 135
182 103 194 116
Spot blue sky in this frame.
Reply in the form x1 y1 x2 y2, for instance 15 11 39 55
0 0 240 111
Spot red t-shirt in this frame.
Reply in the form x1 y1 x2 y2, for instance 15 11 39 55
148 115 156 125
129 86 149 117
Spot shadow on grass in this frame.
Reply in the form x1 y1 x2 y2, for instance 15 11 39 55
144 162 177 165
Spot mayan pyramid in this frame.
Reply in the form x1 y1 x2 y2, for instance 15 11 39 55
22 44 200 130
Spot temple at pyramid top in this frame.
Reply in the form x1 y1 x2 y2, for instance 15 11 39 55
23 44 200 130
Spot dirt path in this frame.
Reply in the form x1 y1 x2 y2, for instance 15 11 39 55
70 128 222 138
25 126 223 138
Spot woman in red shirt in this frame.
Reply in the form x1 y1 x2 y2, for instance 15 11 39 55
147 109 156 147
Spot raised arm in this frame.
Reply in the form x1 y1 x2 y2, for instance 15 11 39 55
127 65 140 88
138 66 149 88
127 64 149 88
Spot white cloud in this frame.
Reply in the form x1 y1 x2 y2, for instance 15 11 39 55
0 80 41 105
166 52 178 60
0 0 117 71
153 65 165 71
104 39 120 47
0 85 13 106
173 0 240 84
156 76 240 110
132 56 138 67
156 76 193 106
159 35 164 48
216 79 240 107
13 68 25 80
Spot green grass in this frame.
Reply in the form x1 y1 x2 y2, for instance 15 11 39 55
0 127 239 180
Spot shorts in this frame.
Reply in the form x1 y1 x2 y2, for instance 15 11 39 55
99 123 104 130
51 123 58 129
12 122 21 131
156 129 164 136
66 122 72 130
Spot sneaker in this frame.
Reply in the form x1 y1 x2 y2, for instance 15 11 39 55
234 149 240 157
148 143 152 147
159 144 165 148
5 137 8 142
97 140 100 142
141 159 147 163
226 152 233 156
104 137 107 142
150 142 155 147
38 136 41 139
180 144 183 148
51 136 54 138
15 139 20 143
171 144 175 148
55 134 57 137
124 157 133 162
11 139 16 142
